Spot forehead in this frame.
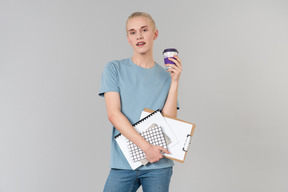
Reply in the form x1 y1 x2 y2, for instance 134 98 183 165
126 16 153 30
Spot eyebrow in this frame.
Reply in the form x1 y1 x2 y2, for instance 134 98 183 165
128 25 149 32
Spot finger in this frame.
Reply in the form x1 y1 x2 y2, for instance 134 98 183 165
166 64 182 72
159 146 170 154
151 156 162 163
173 55 181 65
167 69 180 75
168 57 179 66
166 64 181 69
169 55 182 66
168 58 182 70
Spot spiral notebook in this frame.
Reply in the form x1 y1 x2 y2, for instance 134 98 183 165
115 109 178 170
127 123 167 162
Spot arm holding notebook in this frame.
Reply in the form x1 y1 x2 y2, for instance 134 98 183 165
104 92 169 163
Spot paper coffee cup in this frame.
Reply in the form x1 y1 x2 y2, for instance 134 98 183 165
163 48 178 69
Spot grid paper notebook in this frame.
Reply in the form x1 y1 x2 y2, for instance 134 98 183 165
127 124 167 162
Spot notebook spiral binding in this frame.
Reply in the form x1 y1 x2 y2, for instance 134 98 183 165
114 109 161 139
115 133 122 139
132 109 161 126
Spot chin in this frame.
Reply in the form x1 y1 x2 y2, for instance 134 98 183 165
137 50 149 54
135 47 152 55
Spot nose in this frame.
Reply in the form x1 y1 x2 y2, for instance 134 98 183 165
136 32 143 40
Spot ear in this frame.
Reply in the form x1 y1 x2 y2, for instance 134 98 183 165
153 29 159 40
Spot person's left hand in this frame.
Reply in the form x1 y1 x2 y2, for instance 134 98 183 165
165 55 182 82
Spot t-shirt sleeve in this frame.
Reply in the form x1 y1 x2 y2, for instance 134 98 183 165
99 62 120 97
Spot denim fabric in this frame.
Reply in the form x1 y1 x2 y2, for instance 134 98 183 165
103 167 173 192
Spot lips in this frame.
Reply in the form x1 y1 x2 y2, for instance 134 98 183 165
136 41 146 46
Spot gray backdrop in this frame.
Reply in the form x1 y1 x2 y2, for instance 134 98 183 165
1 0 288 191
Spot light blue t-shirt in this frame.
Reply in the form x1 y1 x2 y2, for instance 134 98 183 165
99 58 177 170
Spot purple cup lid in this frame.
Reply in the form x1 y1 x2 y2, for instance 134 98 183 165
163 48 178 54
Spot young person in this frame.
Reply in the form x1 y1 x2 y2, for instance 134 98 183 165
99 12 182 192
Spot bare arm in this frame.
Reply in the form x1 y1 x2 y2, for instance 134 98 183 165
104 92 169 163
162 55 182 118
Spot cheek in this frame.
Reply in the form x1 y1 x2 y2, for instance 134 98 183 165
147 33 155 41
127 37 133 45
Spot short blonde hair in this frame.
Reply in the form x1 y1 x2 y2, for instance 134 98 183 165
126 12 157 32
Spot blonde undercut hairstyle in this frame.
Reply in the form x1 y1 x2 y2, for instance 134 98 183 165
126 12 157 33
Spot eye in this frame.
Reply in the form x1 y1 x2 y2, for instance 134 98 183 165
130 31 136 35
143 28 148 32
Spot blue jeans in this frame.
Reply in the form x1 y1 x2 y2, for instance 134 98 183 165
103 167 173 192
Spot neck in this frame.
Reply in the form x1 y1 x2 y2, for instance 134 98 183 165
131 50 155 68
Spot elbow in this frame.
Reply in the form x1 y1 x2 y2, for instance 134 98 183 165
107 111 119 124
107 113 114 123
162 109 177 118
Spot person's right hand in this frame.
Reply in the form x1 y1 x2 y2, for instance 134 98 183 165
143 145 170 163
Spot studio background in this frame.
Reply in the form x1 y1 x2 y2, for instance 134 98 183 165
1 0 287 191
